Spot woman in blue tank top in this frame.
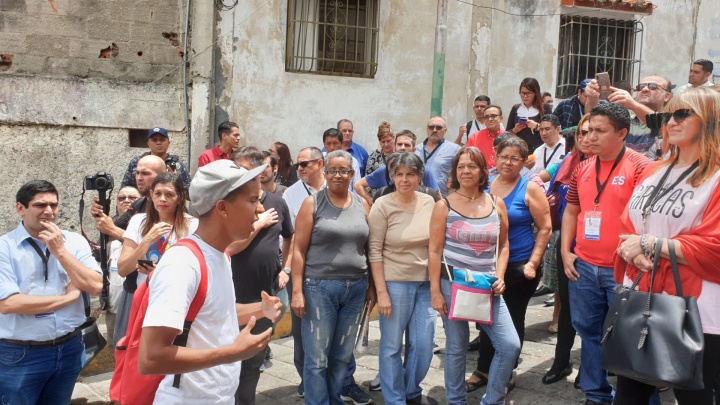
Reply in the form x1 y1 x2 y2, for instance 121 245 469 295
429 147 521 405
466 136 551 392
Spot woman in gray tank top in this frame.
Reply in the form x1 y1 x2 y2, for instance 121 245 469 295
428 147 521 405
290 150 372 405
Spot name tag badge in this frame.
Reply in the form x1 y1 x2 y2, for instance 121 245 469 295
35 312 55 319
584 211 602 240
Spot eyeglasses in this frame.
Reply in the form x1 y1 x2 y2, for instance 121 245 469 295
496 154 525 165
117 196 138 202
325 169 353 176
293 159 320 169
662 109 694 125
519 92 534 97
635 82 668 92
484 114 501 120
427 125 445 131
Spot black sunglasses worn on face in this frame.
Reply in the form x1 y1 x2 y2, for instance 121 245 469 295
662 109 694 125
427 125 445 131
636 82 668 92
293 159 320 169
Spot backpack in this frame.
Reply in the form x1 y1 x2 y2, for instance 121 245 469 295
109 238 209 405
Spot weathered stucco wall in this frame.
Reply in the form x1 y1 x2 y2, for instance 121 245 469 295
0 0 189 232
215 0 473 157
692 0 720 83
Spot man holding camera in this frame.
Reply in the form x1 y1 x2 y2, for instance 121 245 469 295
0 180 103 404
92 155 167 239
120 127 191 191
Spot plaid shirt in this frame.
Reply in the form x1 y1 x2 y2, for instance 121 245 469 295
120 152 191 191
553 95 583 130
626 112 659 160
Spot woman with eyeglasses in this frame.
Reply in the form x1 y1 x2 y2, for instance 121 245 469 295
269 141 298 187
365 121 395 177
613 88 720 404
507 77 553 152
113 173 198 346
105 186 141 346
539 114 595 385
290 150 374 405
466 136 552 393
369 152 438 405
429 146 519 405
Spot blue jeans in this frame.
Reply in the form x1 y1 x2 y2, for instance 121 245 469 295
302 277 368 405
287 276 359 391
0 333 84 405
440 279 520 405
379 281 437 404
568 257 616 404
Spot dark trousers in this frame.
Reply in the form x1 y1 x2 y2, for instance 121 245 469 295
235 345 266 405
287 277 357 389
477 260 541 372
613 333 720 405
550 236 577 370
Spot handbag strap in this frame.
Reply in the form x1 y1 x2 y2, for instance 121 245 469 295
667 239 684 297
442 254 453 281
488 194 499 273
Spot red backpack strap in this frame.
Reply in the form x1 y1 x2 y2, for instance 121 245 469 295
169 238 209 388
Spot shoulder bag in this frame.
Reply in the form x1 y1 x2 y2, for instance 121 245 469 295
601 239 704 390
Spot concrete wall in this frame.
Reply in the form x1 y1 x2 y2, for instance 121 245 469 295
214 0 474 157
692 0 720 83
0 0 189 232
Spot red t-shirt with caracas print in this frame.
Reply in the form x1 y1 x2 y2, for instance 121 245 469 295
565 148 649 268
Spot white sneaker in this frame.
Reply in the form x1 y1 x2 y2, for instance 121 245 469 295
369 374 381 391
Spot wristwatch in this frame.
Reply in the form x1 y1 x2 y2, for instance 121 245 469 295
283 268 291 274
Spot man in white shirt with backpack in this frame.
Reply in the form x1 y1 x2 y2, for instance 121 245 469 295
138 160 282 404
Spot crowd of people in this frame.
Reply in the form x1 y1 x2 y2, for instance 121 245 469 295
0 59 719 405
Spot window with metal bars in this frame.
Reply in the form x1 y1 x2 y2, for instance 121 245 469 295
286 0 379 78
556 15 643 99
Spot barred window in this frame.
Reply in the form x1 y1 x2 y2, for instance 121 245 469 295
556 16 643 99
286 0 379 78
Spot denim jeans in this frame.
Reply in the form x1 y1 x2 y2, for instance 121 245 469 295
379 281 436 405
568 257 616 404
440 279 520 405
302 277 368 405
288 276 360 391
0 333 84 405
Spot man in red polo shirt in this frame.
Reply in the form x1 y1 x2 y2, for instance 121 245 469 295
198 121 240 168
466 105 507 169
561 102 649 405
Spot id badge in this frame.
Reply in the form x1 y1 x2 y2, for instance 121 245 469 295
584 211 602 240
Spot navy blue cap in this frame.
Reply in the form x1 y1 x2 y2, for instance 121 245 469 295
148 127 168 138
579 79 592 91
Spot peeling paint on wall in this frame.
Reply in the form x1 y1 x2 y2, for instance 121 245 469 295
0 55 13 72
98 43 119 59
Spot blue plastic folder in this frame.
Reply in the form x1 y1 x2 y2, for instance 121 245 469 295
452 269 498 289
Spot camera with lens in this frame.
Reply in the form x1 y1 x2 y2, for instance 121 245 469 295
646 113 664 132
85 172 114 191
165 156 178 171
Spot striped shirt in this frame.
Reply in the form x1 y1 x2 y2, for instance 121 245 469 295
442 196 499 274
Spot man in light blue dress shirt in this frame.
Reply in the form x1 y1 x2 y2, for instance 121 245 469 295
416 116 461 196
0 180 102 404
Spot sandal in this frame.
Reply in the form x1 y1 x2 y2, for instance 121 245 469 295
505 379 516 395
465 370 488 392
548 323 558 334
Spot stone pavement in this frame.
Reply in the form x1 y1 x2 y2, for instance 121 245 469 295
71 295 679 404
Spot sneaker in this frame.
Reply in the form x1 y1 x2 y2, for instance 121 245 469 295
259 362 266 373
341 384 373 404
265 347 273 360
533 284 552 297
432 343 443 354
369 374 381 391
298 382 304 398
406 394 439 405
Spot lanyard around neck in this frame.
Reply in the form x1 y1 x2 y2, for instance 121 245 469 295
27 238 50 283
423 139 444 164
543 143 563 167
641 159 700 223
594 147 626 205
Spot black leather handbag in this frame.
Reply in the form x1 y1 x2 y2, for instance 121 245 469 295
81 292 107 369
601 239 704 390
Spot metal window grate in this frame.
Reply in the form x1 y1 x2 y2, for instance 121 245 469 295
286 0 379 78
556 15 643 99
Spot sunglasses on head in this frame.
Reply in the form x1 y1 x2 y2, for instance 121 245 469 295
635 82 668 92
293 159 320 169
662 109 694 125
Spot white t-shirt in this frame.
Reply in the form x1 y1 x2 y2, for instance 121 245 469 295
532 138 566 189
143 235 241 404
123 213 199 286
627 165 720 334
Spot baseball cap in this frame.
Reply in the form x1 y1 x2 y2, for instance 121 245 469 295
148 127 169 138
579 79 592 92
189 160 266 216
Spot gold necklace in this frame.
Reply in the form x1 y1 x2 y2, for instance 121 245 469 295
455 190 481 201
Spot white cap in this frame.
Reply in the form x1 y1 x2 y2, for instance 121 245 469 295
189 160 266 216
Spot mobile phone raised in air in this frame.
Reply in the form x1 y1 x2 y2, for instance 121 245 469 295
596 72 611 100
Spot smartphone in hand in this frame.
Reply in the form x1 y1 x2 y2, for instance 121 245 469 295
518 117 528 126
250 317 274 335
596 72 611 100
138 259 154 267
